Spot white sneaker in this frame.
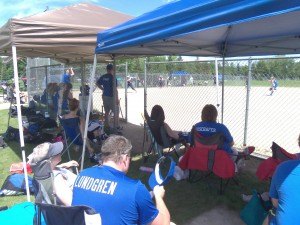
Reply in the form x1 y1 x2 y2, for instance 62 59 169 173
173 166 184 181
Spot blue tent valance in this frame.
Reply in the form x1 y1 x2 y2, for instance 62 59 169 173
95 0 300 57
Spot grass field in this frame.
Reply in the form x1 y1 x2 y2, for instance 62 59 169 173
0 108 270 224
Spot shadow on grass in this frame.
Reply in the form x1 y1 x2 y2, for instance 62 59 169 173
0 110 269 224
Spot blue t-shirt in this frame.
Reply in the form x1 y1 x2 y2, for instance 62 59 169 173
72 166 158 225
194 121 234 154
96 74 117 97
269 160 300 225
62 73 71 83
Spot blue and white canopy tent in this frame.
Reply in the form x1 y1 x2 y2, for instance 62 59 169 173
95 0 300 56
84 0 300 168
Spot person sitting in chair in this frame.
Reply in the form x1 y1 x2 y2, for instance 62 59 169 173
145 105 184 148
61 98 99 163
193 104 239 160
263 134 300 225
28 142 78 206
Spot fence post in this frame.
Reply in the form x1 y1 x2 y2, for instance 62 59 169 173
243 59 252 146
221 57 225 123
215 58 220 119
45 65 49 113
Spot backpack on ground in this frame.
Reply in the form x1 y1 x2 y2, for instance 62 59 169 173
3 126 19 142
0 174 35 196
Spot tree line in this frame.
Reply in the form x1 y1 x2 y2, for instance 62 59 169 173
1 56 300 82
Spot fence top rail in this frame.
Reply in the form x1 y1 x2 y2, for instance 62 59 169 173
28 64 63 69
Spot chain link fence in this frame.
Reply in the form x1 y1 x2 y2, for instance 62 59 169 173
27 59 128 121
26 57 300 156
145 58 300 156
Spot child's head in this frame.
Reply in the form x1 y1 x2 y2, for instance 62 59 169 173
69 98 79 111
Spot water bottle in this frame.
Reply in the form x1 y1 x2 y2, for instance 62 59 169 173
139 166 154 173
45 112 49 118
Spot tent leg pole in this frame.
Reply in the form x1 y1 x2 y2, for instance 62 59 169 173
12 45 30 202
144 58 147 114
243 59 252 146
81 55 97 171
125 62 128 123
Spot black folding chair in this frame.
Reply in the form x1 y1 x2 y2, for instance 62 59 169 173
35 203 101 225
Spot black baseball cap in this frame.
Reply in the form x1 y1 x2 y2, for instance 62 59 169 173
106 64 113 70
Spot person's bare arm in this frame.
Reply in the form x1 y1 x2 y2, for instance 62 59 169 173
164 123 179 140
271 198 278 208
150 186 170 225
56 160 79 169
69 68 74 76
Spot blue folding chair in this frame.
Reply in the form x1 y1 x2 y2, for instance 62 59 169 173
59 117 82 161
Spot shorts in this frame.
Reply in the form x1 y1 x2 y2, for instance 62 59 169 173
102 96 119 115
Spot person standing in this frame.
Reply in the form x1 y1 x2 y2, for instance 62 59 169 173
62 68 74 84
96 64 120 130
72 135 171 225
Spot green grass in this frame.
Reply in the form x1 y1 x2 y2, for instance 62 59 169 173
127 153 268 224
193 79 300 87
0 109 269 224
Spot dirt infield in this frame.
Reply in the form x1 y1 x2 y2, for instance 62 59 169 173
116 85 300 156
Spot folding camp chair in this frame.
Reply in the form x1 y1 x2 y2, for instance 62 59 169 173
179 131 236 194
142 112 180 161
256 142 297 181
59 117 83 161
142 116 163 159
35 203 101 225
31 159 57 205
31 158 78 206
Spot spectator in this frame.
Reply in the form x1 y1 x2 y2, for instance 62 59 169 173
145 105 183 147
72 135 171 225
96 64 121 131
61 98 99 163
62 68 74 84
193 104 238 160
27 142 78 206
57 82 73 115
263 134 300 225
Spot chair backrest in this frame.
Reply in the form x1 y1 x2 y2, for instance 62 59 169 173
35 203 101 225
143 111 172 148
31 160 56 204
142 113 163 157
191 126 225 149
271 142 296 161
179 130 235 179
60 117 82 146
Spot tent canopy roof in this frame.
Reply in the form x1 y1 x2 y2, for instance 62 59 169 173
95 0 300 57
0 3 132 63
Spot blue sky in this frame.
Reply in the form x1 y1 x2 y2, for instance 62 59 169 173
0 0 173 27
